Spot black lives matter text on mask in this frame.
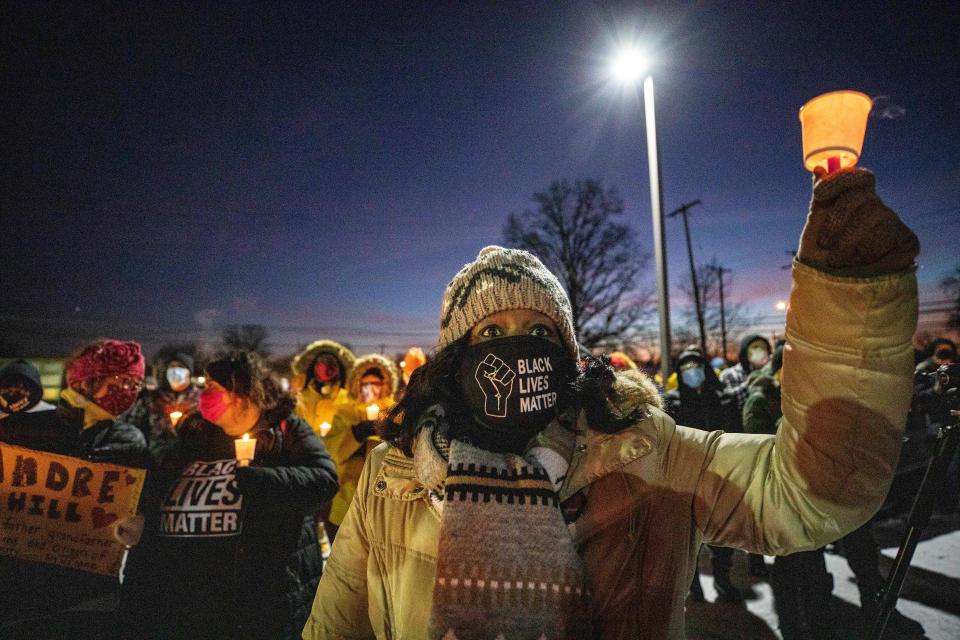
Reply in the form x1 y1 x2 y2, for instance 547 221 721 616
159 459 242 538
516 356 558 414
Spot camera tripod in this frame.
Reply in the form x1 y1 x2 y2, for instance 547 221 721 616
869 364 959 639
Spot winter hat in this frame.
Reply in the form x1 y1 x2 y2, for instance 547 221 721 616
400 346 427 374
438 246 577 357
609 351 638 371
676 345 705 370
167 352 195 373
67 340 145 393
0 360 44 413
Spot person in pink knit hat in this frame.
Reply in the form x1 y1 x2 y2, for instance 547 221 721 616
0 339 149 639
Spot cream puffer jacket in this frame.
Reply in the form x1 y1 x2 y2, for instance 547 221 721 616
303 261 917 640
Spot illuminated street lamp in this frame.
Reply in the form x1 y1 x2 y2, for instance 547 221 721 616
609 46 671 385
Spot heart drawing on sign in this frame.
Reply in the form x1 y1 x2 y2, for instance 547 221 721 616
92 507 119 529
125 474 137 485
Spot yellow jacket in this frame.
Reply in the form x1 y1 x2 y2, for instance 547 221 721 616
295 385 350 434
326 355 400 526
291 340 357 436
304 263 917 639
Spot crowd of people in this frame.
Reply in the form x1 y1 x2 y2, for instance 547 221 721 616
0 167 953 639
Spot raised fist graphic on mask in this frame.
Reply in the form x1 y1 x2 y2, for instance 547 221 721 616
475 353 516 418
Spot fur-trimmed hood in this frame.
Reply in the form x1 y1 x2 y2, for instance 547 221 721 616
347 354 400 399
611 369 663 414
290 340 356 390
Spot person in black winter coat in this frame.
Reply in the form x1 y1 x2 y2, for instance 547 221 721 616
0 341 148 640
129 350 338 640
665 346 745 602
0 359 55 417
124 352 201 453
664 346 727 431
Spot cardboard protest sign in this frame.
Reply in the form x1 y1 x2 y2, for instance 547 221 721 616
159 459 243 538
0 443 146 576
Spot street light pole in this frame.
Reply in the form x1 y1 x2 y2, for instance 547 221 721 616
642 75 672 386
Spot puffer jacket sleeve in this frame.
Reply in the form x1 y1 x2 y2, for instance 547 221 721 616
302 447 380 639
683 261 917 554
88 420 149 468
237 417 339 511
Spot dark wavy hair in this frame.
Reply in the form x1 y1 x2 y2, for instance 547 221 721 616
377 336 645 457
205 350 296 424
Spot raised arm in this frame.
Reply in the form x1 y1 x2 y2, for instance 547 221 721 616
689 169 919 553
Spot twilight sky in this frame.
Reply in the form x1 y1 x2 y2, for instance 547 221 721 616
3 1 958 357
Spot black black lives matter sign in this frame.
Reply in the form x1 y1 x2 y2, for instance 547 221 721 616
159 459 243 538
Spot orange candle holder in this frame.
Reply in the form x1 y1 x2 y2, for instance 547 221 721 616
799 91 872 173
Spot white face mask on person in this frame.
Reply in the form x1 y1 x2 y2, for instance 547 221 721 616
748 345 770 368
456 335 574 453
166 367 191 392
359 382 383 404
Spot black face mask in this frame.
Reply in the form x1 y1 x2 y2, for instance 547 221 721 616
456 335 575 453
0 382 40 414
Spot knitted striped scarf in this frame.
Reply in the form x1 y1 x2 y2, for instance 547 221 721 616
414 418 591 640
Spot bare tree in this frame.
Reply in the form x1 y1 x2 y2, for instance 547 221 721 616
222 324 271 356
504 179 654 349
678 257 755 358
942 264 960 331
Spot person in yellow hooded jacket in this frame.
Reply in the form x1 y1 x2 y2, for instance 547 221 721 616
290 340 356 433
325 354 399 539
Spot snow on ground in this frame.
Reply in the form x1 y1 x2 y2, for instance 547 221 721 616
687 523 960 639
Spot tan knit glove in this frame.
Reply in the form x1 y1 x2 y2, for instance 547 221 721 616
797 168 919 277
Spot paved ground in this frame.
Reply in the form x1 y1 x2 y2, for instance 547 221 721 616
687 514 960 640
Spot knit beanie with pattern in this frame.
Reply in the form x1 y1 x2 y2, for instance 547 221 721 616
438 246 578 357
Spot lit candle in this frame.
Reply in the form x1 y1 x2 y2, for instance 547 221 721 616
319 421 332 437
234 433 256 467
365 403 379 421
168 410 184 426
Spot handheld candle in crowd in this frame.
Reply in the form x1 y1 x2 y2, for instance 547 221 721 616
319 421 332 437
366 403 379 421
168 410 184 426
235 432 256 466
799 90 872 175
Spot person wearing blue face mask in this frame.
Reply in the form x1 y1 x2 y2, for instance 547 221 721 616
665 346 743 602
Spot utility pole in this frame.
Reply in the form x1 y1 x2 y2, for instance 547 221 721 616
668 199 706 355
708 264 732 359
